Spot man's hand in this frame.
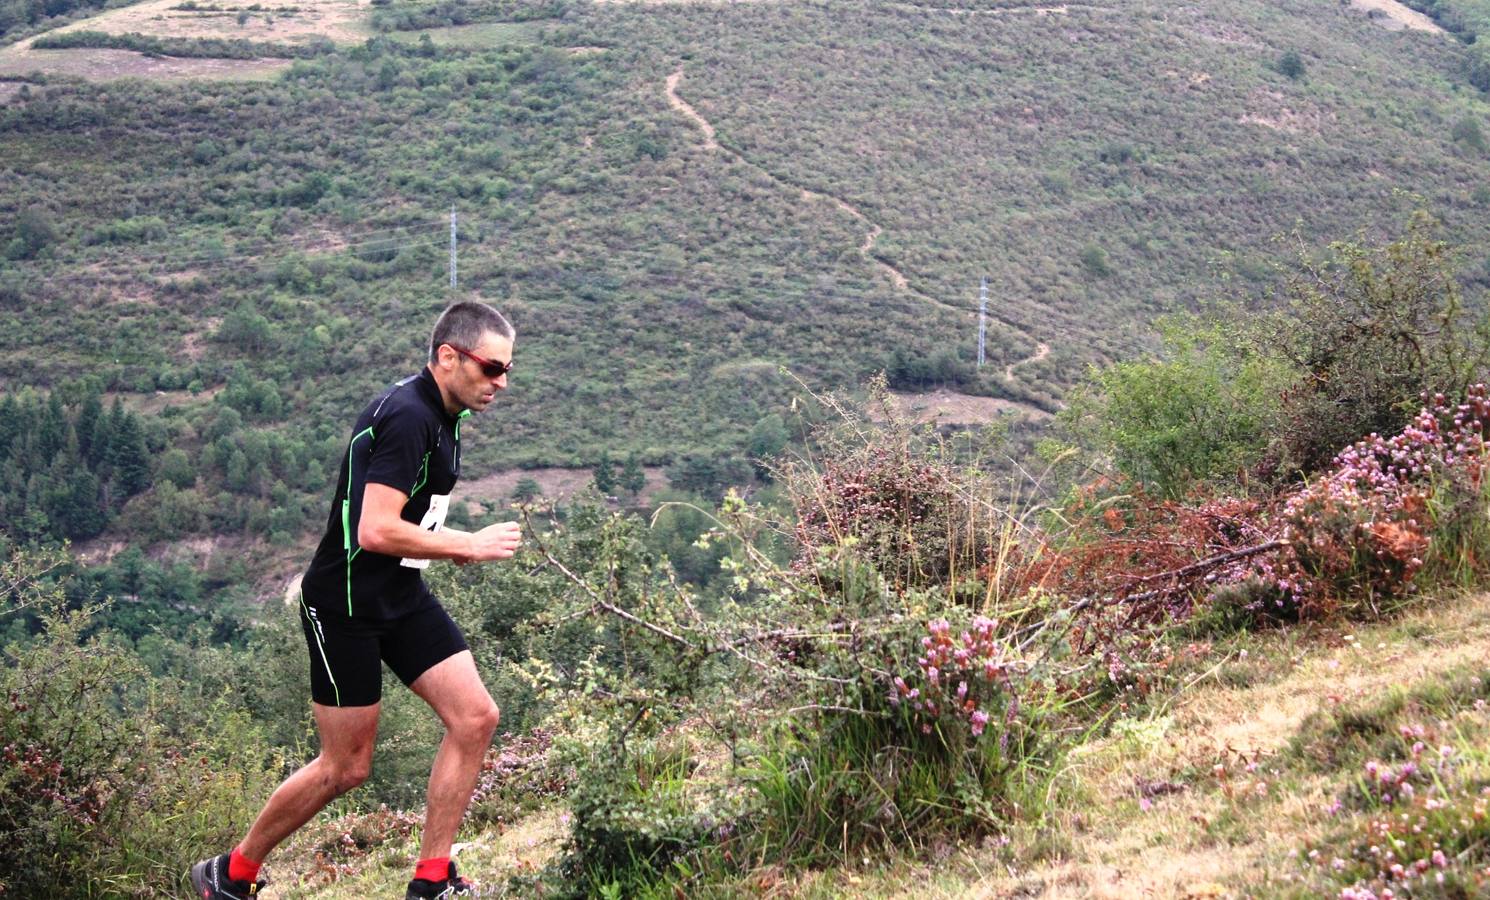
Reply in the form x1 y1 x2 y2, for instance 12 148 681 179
462 520 522 562
360 485 521 564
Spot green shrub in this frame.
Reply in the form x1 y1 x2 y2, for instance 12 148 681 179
1257 213 1490 478
1079 244 1113 278
1061 317 1289 498
1276 49 1306 80
1453 115 1487 153
563 739 715 892
0 548 284 897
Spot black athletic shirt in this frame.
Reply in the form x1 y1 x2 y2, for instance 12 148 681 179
301 367 468 619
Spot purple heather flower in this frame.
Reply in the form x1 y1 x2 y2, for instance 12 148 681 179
970 709 989 737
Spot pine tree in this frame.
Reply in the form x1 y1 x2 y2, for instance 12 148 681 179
37 393 65 463
0 393 17 460
76 392 102 464
593 450 617 495
620 453 646 498
90 400 118 481
108 409 151 499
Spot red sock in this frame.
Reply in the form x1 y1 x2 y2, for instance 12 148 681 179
228 847 262 884
414 857 451 882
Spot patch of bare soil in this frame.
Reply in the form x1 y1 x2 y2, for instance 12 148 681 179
878 388 1051 425
283 572 303 607
1238 88 1332 135
182 321 219 361
488 808 566 872
0 0 367 81
17 0 369 48
1348 0 1445 33
0 47 290 81
103 385 222 415
1188 21 1264 49
76 530 312 604
453 465 670 508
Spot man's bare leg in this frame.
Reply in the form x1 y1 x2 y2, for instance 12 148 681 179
236 702 381 862
409 651 501 858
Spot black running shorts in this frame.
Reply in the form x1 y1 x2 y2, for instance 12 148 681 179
297 593 469 707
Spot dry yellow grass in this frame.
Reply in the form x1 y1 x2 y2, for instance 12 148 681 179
1347 0 1446 33
0 46 291 80
0 0 369 83
14 0 369 50
848 591 1490 898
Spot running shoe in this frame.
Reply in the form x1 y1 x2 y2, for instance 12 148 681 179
404 860 475 898
188 853 266 899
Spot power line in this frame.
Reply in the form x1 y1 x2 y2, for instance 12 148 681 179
977 276 988 367
482 271 1016 321
6 224 891 280
0 216 1058 342
20 241 1043 326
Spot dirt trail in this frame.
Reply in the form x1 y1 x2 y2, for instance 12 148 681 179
1004 341 1049 380
665 67 1051 416
887 2 1119 16
667 68 921 296
892 3 1070 14
664 70 719 149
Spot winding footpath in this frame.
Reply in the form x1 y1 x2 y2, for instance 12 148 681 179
1005 341 1050 380
666 69 951 312
665 67 1056 415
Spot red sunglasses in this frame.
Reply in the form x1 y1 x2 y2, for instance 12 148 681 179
447 344 513 378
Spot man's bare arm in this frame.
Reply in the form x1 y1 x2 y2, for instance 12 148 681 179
357 483 520 562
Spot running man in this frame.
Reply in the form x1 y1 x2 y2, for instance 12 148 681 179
191 301 521 899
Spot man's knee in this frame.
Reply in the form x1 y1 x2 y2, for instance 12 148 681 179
453 701 500 743
324 755 373 794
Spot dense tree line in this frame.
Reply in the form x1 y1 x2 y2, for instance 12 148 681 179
1399 0 1490 92
0 388 150 542
368 0 572 32
32 30 335 59
0 0 109 41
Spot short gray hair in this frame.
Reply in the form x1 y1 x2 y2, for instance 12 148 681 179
429 301 514 362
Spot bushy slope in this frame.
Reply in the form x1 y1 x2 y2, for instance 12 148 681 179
251 590 1490 899
2 0 1488 458
600 0 1490 376
0 0 1488 577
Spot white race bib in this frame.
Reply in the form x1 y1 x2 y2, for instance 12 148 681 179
400 494 450 569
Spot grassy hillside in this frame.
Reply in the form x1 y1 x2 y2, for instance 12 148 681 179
0 0 1488 584
2 0 1488 450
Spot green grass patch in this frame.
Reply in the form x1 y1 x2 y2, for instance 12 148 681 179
385 21 550 49
1287 665 1490 774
